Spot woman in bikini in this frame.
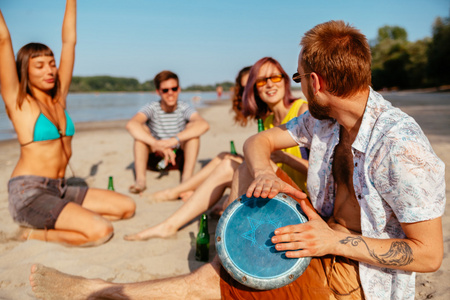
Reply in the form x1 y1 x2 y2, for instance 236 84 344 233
0 0 135 246
124 57 308 241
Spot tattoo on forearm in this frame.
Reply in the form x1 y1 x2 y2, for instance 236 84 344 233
340 236 414 266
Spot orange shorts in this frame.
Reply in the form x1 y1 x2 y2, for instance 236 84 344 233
219 168 364 300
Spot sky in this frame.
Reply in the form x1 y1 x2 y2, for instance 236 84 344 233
1 0 449 87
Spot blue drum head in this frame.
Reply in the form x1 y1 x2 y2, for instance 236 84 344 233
216 193 311 290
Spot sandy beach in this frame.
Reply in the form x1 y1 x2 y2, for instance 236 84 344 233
0 92 449 299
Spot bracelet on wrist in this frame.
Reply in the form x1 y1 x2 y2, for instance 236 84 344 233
174 135 181 147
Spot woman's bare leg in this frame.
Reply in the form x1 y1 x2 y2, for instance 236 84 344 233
125 156 243 240
82 188 136 220
24 202 114 246
149 152 232 202
23 189 134 246
30 256 222 300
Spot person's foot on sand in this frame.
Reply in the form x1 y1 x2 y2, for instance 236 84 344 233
148 189 178 202
0 227 32 243
179 190 194 202
13 227 34 241
29 264 107 300
123 222 177 241
210 195 228 217
129 183 147 194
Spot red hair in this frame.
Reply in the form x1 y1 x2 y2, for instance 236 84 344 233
242 57 295 120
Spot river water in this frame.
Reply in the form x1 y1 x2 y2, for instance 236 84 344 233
0 91 227 141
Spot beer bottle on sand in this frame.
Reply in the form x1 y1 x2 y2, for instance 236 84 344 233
230 141 237 155
195 214 210 262
107 176 115 191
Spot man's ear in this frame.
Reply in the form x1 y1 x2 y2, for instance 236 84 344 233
310 72 325 95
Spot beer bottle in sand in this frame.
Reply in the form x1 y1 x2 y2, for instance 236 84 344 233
195 214 210 262
230 141 237 155
107 176 115 191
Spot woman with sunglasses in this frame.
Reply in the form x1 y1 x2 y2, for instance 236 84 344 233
124 57 309 241
0 0 135 246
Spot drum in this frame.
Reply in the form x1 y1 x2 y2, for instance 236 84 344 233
216 193 311 290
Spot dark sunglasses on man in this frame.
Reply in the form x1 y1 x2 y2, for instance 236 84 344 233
292 72 312 83
161 86 179 93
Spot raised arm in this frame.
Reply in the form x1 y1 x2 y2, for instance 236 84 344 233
58 0 77 100
0 10 19 111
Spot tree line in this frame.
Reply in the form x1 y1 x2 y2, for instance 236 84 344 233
371 16 449 90
69 75 234 93
69 17 450 93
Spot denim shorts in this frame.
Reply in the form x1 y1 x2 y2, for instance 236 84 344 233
8 175 88 230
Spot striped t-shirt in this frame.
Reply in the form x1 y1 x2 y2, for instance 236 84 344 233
139 100 196 140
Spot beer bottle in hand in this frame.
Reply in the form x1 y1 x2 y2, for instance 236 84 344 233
195 214 210 262
107 176 115 191
230 141 237 155
156 157 167 170
258 118 265 132
157 148 178 170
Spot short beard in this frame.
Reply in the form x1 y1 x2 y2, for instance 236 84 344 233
306 84 331 120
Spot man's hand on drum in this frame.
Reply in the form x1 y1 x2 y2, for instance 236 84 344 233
271 200 337 258
246 169 307 200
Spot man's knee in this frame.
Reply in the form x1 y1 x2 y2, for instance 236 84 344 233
133 139 151 156
182 136 200 151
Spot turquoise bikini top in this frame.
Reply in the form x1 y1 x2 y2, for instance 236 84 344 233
21 110 75 146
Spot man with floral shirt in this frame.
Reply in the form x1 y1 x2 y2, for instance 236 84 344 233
29 20 445 300
241 20 445 299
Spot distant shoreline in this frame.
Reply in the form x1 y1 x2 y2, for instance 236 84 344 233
1 88 448 145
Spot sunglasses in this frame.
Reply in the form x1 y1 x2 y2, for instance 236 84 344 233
161 86 179 93
292 72 312 83
255 74 283 87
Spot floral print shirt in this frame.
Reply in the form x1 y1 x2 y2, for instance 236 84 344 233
286 88 446 299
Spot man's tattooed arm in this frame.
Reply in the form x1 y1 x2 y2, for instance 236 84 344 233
340 236 414 267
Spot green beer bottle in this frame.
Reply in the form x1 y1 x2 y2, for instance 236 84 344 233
107 176 115 191
230 140 237 155
156 148 178 170
257 118 264 132
195 214 210 262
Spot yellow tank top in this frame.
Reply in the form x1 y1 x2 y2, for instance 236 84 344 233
263 99 308 194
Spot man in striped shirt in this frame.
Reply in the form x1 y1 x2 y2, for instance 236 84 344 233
126 70 209 194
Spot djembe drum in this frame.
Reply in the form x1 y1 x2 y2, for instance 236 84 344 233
216 193 311 290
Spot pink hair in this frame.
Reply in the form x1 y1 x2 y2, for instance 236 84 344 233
242 57 295 120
